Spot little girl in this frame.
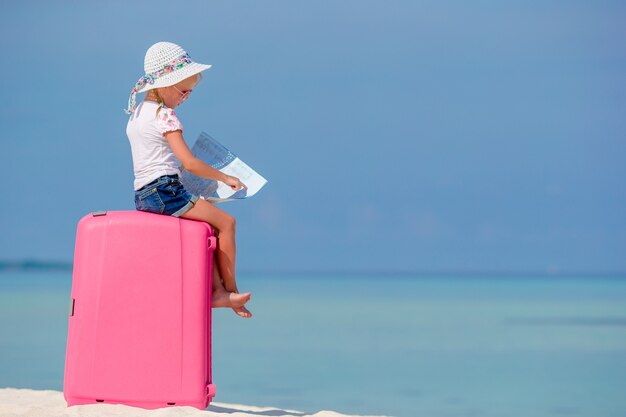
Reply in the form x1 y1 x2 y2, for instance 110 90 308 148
124 41 252 318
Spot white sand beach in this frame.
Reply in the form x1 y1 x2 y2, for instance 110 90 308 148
0 388 392 417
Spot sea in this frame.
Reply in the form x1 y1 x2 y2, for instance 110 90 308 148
1 270 625 417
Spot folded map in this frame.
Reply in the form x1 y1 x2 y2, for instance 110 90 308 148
179 131 267 203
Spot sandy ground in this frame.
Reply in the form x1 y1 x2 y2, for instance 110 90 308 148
0 387 392 417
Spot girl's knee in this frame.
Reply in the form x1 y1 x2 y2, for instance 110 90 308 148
224 214 236 231
215 213 235 233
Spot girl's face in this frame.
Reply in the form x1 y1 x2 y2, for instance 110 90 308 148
158 74 201 109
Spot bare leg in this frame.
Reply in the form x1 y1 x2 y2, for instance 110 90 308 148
213 216 238 293
180 198 251 317
210 252 252 318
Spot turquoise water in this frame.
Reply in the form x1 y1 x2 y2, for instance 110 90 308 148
1 271 625 417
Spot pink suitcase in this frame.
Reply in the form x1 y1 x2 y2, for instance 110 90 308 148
63 210 217 409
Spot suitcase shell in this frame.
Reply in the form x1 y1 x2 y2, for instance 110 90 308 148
63 210 217 409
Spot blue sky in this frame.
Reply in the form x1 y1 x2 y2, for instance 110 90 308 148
1 1 624 274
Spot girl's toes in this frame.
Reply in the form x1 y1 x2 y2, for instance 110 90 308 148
232 306 252 318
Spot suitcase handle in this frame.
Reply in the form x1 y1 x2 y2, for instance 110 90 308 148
206 236 217 399
207 236 217 251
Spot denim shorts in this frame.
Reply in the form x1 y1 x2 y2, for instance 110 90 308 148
134 174 199 217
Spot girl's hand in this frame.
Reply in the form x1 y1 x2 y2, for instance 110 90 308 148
223 175 247 191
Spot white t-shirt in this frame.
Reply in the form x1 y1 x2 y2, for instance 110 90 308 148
126 100 184 191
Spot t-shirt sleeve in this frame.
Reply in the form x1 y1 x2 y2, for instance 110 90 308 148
156 107 183 134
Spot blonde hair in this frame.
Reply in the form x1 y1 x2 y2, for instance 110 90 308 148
145 89 165 118
144 73 202 118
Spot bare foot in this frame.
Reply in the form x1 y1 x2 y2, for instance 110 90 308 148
221 286 253 318
232 305 252 318
212 289 251 310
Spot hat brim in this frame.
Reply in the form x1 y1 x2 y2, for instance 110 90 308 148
136 62 212 93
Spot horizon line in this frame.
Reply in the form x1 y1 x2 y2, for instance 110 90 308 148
0 259 625 278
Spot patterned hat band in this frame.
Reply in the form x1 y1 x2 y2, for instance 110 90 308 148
124 52 194 115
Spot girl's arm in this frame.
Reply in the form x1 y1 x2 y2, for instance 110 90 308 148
164 131 247 190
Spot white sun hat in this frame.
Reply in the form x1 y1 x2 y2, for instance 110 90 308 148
124 41 212 115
